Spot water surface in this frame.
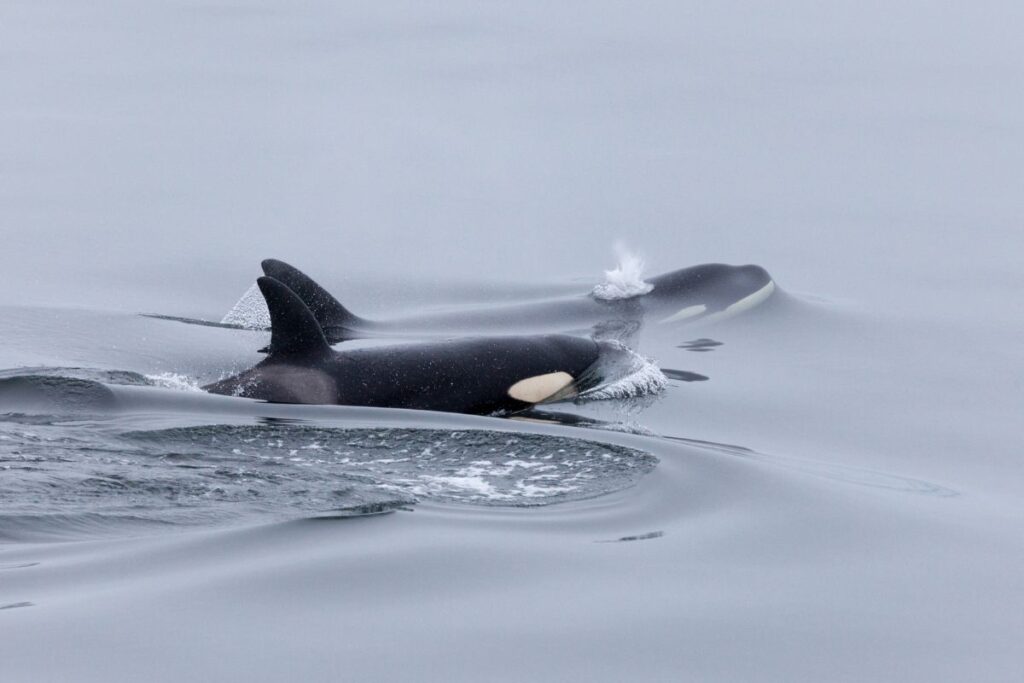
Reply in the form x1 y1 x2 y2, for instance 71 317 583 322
2 1 1023 681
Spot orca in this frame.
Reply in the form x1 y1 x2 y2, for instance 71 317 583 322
202 277 604 415
257 258 776 344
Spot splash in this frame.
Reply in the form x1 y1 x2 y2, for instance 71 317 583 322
221 283 270 329
580 341 668 400
591 245 655 300
145 373 203 392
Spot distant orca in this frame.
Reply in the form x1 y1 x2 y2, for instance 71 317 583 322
203 277 604 415
258 258 776 344
145 259 775 344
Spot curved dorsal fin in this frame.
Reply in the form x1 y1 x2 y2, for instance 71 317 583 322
261 259 363 329
257 276 332 360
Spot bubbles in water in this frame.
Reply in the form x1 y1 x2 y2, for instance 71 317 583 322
592 244 655 300
0 421 658 537
221 283 270 329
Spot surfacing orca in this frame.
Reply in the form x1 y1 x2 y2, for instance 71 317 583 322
258 258 776 344
203 277 604 415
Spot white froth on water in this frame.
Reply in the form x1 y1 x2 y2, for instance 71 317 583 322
591 246 655 300
392 460 585 503
581 342 668 400
145 373 203 392
220 284 270 329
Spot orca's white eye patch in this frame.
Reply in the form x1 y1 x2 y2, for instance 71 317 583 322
507 371 575 404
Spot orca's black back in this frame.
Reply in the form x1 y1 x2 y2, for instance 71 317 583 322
329 335 600 414
646 263 771 310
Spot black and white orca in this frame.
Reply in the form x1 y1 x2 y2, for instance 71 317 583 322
203 277 604 415
257 258 776 344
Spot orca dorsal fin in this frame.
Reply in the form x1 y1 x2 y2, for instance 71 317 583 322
261 259 364 331
257 276 333 360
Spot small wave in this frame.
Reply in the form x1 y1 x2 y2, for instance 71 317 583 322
670 436 959 497
580 342 668 401
592 246 655 300
515 410 656 436
221 283 270 329
0 374 119 414
0 368 203 416
0 512 181 543
0 366 150 386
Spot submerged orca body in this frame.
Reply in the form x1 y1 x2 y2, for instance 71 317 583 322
203 277 602 415
259 258 775 344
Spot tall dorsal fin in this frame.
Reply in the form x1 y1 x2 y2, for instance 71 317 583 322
261 259 364 329
257 276 333 360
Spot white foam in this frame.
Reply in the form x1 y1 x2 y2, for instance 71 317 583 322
221 283 270 329
419 474 498 497
580 342 668 401
591 246 655 300
145 373 203 392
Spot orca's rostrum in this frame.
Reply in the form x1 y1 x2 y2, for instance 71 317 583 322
203 277 604 415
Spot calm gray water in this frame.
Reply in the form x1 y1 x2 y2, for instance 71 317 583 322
2 1 1023 681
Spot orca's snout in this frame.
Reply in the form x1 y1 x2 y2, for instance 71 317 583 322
735 264 772 290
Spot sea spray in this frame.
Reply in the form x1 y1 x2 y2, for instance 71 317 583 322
145 373 203 392
591 245 655 300
579 341 668 401
221 283 270 329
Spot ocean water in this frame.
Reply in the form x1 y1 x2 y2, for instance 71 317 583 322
2 1 1024 681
